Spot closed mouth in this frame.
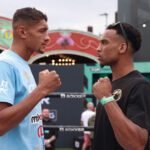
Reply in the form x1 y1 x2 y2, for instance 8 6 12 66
98 54 102 60
42 43 47 46
41 43 47 48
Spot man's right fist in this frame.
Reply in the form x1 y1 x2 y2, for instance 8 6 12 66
38 70 61 96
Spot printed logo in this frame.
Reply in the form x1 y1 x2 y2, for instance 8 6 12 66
60 93 86 98
112 89 122 101
0 80 8 94
74 141 80 148
31 114 42 124
60 93 66 98
24 71 30 82
28 84 36 93
41 97 50 105
44 130 49 134
37 125 44 138
50 109 57 122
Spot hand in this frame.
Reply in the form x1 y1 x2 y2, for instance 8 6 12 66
93 77 112 101
44 139 48 145
44 139 51 147
38 70 61 96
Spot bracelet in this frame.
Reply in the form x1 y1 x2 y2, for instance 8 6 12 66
100 96 115 105
47 139 51 143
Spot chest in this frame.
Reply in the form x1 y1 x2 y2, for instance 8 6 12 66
15 65 36 94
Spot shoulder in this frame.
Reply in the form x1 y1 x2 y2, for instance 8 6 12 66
130 70 149 83
0 52 17 70
89 114 96 121
130 71 150 90
123 71 150 98
0 61 16 75
114 70 150 89
0 51 13 63
131 81 150 94
90 111 96 115
81 110 87 115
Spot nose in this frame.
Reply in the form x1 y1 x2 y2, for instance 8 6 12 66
97 44 101 53
45 33 50 43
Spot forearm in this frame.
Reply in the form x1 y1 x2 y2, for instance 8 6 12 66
0 86 46 135
49 135 56 142
104 101 148 150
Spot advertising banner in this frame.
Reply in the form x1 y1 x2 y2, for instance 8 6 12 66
30 64 84 148
30 30 99 63
0 16 13 49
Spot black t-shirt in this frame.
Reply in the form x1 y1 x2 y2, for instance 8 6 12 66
93 70 150 150
43 119 58 147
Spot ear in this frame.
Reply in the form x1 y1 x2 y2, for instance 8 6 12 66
118 43 127 54
17 25 27 39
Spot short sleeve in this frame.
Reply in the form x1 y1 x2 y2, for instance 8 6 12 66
81 112 83 122
126 82 150 132
0 61 15 105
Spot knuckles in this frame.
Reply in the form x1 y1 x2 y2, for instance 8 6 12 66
93 82 98 91
39 70 61 86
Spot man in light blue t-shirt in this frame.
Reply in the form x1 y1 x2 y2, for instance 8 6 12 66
0 7 61 150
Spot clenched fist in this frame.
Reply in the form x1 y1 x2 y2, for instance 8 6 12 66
93 77 112 101
38 70 61 96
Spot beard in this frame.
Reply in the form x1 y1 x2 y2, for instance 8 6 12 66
43 116 50 121
36 49 44 54
100 63 104 68
28 46 44 54
99 60 105 68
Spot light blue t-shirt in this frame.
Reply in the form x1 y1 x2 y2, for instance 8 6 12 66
0 50 45 150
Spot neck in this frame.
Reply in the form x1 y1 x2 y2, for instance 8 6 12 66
43 117 50 121
111 58 135 81
10 39 33 61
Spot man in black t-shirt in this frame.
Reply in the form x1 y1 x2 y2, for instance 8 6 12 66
93 22 150 150
42 108 58 150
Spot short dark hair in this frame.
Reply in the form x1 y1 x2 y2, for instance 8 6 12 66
107 22 142 53
13 7 47 28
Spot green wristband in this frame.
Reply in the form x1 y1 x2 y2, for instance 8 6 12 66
100 96 114 105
